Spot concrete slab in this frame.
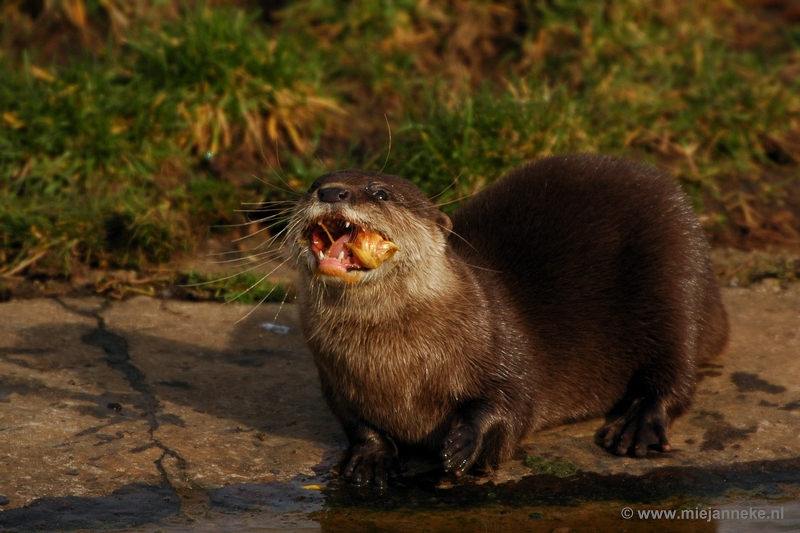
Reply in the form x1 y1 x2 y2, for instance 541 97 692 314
0 283 798 528
0 299 163 509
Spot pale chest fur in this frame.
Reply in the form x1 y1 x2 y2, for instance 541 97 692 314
301 291 481 442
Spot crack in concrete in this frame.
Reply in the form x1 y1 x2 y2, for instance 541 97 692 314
54 298 194 495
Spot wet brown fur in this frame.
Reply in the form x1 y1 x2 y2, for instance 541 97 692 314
289 154 729 486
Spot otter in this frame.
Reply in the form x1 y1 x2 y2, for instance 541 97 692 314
289 153 728 487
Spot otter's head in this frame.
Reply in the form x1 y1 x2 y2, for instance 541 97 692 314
290 170 452 286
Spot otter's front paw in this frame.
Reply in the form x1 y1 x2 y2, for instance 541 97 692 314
342 440 403 488
596 398 671 457
440 424 481 477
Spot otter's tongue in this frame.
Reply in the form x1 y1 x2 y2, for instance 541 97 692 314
318 232 358 270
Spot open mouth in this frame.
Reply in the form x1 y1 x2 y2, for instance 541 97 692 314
307 215 399 282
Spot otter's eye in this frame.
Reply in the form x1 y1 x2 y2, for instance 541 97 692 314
366 182 391 201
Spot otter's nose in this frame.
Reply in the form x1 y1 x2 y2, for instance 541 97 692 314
317 186 351 203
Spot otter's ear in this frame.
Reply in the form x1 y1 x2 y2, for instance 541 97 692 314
436 211 453 235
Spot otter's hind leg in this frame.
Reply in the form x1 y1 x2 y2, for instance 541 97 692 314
596 341 698 457
597 260 728 457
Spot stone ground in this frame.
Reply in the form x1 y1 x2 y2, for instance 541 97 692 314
0 281 798 532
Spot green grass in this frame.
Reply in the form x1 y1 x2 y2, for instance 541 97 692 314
384 1 800 205
174 270 290 304
1 0 799 285
0 4 339 276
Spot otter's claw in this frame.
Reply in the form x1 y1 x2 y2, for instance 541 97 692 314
440 425 480 477
596 398 672 457
342 440 404 487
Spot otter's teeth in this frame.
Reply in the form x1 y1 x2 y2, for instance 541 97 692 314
338 250 345 261
345 221 351 228
318 251 324 260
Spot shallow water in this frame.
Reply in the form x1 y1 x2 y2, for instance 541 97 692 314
2 459 798 533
